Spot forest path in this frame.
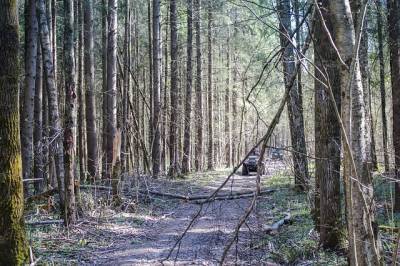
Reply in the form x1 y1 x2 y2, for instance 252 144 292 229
94 161 284 265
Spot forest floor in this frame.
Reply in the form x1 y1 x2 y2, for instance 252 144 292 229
27 160 347 265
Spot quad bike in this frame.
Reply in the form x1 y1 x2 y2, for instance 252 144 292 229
241 154 266 176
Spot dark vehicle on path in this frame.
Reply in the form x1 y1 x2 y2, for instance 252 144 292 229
242 150 265 176
271 148 284 160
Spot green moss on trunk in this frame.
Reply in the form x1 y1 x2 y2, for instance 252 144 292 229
0 0 29 264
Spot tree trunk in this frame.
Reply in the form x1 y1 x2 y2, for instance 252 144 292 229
225 33 231 168
37 0 66 213
22 0 38 188
207 0 214 170
84 0 99 180
277 0 309 190
101 0 108 178
34 39 44 193
106 0 118 180
351 0 377 171
182 0 193 174
63 0 77 225
387 0 400 211
152 0 161 178
376 0 389 172
314 0 342 248
329 0 380 264
0 1 29 263
194 0 203 171
169 0 179 177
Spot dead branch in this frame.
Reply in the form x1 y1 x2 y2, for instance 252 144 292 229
25 219 64 226
80 184 276 202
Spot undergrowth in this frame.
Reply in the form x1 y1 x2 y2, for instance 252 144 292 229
259 171 347 265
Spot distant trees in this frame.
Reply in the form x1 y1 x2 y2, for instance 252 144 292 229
0 0 29 263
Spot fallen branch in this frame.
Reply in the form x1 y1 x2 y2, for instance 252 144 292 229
25 219 64 226
263 213 291 234
80 184 276 202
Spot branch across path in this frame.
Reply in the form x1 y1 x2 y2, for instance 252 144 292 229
93 161 286 265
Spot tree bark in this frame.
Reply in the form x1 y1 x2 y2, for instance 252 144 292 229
106 0 118 180
0 1 29 263
34 39 44 193
207 0 214 170
169 0 179 177
22 0 38 188
194 0 203 171
387 0 400 211
63 0 77 225
277 0 309 190
329 0 380 264
314 0 342 248
84 0 99 180
101 0 108 178
182 0 193 174
152 0 161 178
376 0 389 172
225 33 232 168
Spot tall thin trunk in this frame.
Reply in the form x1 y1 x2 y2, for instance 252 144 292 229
77 0 86 191
0 1 29 263
37 0 66 213
314 0 342 248
152 0 162 178
22 0 38 187
182 0 193 174
169 0 179 176
34 39 44 193
148 0 153 150
106 0 118 180
84 0 99 180
387 0 400 211
277 0 309 190
376 0 389 172
225 33 231 167
63 0 77 225
101 0 108 178
329 0 380 264
194 0 203 171
207 0 213 170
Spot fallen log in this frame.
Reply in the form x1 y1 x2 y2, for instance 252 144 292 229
263 213 291 234
80 184 276 202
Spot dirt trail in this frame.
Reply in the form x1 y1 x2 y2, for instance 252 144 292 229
94 161 284 265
